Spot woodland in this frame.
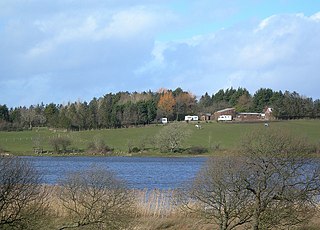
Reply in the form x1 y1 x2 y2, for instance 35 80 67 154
1 87 320 131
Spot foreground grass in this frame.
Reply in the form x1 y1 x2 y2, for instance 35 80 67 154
0 119 320 155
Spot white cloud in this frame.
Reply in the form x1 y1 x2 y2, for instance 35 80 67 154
1 1 320 107
101 7 157 39
255 15 276 32
310 12 320 21
24 6 173 59
136 12 320 98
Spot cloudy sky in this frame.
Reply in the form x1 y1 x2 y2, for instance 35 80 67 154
1 0 320 107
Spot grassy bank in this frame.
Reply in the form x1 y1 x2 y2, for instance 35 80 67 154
0 119 320 155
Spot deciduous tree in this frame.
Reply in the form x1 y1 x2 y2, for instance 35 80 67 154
185 157 252 230
157 90 176 120
156 122 190 152
174 91 196 121
58 166 135 230
240 128 320 230
184 128 320 230
0 157 49 229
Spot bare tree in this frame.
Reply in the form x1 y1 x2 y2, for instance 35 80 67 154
20 107 36 129
58 166 135 230
182 157 252 230
0 156 49 229
183 128 320 230
240 128 320 230
19 107 46 129
156 122 191 152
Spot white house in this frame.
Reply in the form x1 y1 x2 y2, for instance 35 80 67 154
185 115 199 121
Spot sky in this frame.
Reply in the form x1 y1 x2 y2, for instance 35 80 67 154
1 0 320 107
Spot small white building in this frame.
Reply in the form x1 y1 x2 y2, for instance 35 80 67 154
185 115 199 121
161 117 168 124
217 115 232 121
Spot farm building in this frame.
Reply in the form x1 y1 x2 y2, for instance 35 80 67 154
234 112 263 121
200 113 212 121
263 107 274 120
213 107 274 122
213 108 236 120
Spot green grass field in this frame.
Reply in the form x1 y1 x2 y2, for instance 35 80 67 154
0 120 320 155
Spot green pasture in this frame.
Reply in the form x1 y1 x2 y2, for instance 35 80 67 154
0 120 319 155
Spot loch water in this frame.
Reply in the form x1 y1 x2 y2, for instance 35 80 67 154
24 156 207 190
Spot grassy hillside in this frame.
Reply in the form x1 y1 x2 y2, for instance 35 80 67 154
0 120 320 155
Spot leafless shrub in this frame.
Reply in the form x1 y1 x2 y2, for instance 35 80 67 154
181 128 320 230
180 157 252 230
57 166 135 230
240 128 320 230
155 122 191 152
0 156 50 229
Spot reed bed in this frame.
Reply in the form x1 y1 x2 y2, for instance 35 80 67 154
133 189 182 218
7 185 320 229
45 185 69 218
46 186 183 218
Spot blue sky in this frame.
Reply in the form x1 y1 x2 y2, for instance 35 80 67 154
1 0 320 107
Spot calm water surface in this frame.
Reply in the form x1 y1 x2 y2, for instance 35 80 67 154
24 156 207 190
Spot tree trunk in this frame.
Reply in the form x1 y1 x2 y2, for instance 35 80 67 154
252 217 259 230
252 193 261 230
222 214 228 230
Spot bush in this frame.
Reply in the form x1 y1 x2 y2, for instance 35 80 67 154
0 121 23 131
185 146 208 154
181 128 320 230
0 145 6 154
210 142 221 151
240 128 320 229
156 123 191 153
87 136 113 154
182 157 252 230
49 136 72 153
0 157 50 229
129 146 141 153
58 166 135 229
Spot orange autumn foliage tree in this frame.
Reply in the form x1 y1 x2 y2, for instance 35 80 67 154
157 91 176 119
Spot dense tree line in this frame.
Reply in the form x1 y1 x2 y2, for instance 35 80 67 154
198 87 320 118
0 88 320 131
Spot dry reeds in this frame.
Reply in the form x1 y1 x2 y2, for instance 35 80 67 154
133 189 182 218
47 186 183 219
44 185 69 218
